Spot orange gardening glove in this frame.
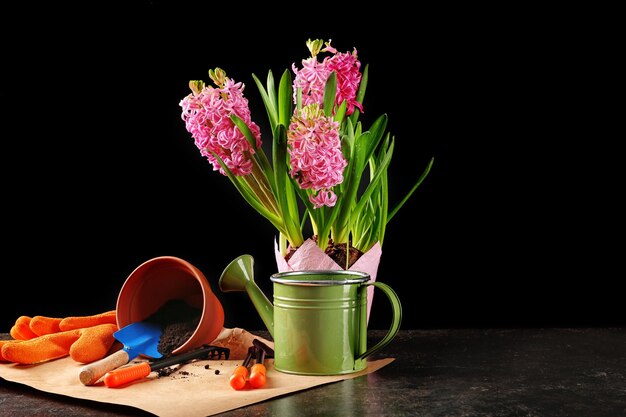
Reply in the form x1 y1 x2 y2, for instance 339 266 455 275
0 339 24 362
9 316 39 340
2 310 118 364
1 323 118 364
9 310 117 339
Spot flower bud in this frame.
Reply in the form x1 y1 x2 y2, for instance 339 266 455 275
188 80 204 95
208 67 227 88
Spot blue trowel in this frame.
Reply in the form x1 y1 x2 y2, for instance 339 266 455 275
79 321 162 385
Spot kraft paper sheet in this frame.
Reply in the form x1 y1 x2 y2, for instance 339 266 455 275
0 327 393 417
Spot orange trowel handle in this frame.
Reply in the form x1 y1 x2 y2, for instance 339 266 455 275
104 362 152 387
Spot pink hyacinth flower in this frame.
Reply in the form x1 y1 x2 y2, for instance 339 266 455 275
180 78 261 176
292 42 363 115
287 103 347 208
310 189 338 209
292 56 331 110
324 48 363 115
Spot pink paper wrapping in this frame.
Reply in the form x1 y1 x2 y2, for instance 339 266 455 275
274 238 382 321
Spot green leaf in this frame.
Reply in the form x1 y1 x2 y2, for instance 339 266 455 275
278 69 293 128
353 202 377 251
230 114 275 187
272 124 303 247
341 117 356 158
266 71 277 116
354 148 389 251
323 71 337 117
319 206 342 248
334 100 347 125
353 131 371 179
349 63 368 126
333 132 370 243
230 114 259 150
352 135 395 223
252 72 278 132
211 151 283 229
362 114 388 162
337 117 357 196
376 157 389 247
387 156 434 222
355 121 363 139
290 179 321 231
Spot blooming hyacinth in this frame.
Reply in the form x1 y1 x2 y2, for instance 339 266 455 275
287 103 347 208
178 39 434 258
180 68 261 176
292 39 363 115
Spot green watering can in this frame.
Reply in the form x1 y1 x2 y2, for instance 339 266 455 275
219 254 402 375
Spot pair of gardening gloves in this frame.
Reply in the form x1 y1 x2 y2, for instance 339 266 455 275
0 311 119 365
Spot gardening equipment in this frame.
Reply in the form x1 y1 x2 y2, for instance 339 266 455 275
80 256 225 386
219 254 402 375
229 338 274 390
103 344 230 387
229 345 255 390
79 321 162 385
249 338 274 388
116 256 225 355
252 338 274 359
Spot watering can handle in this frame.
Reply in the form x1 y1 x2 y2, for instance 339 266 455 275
356 282 402 361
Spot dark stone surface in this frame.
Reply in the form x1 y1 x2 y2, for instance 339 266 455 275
2 328 626 416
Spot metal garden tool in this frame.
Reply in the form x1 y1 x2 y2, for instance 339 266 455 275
229 339 275 390
229 345 256 390
248 338 274 388
103 344 230 387
79 321 163 385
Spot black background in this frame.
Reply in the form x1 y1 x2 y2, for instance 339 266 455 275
1 3 620 331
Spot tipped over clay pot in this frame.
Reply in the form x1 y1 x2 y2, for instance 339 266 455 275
116 256 224 354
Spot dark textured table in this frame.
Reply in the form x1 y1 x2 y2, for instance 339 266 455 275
2 328 626 416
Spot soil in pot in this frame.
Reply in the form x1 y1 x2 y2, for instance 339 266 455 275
284 236 365 269
144 299 202 356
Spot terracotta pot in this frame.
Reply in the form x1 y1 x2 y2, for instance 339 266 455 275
116 256 224 355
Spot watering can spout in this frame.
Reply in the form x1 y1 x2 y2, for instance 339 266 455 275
219 254 275 338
